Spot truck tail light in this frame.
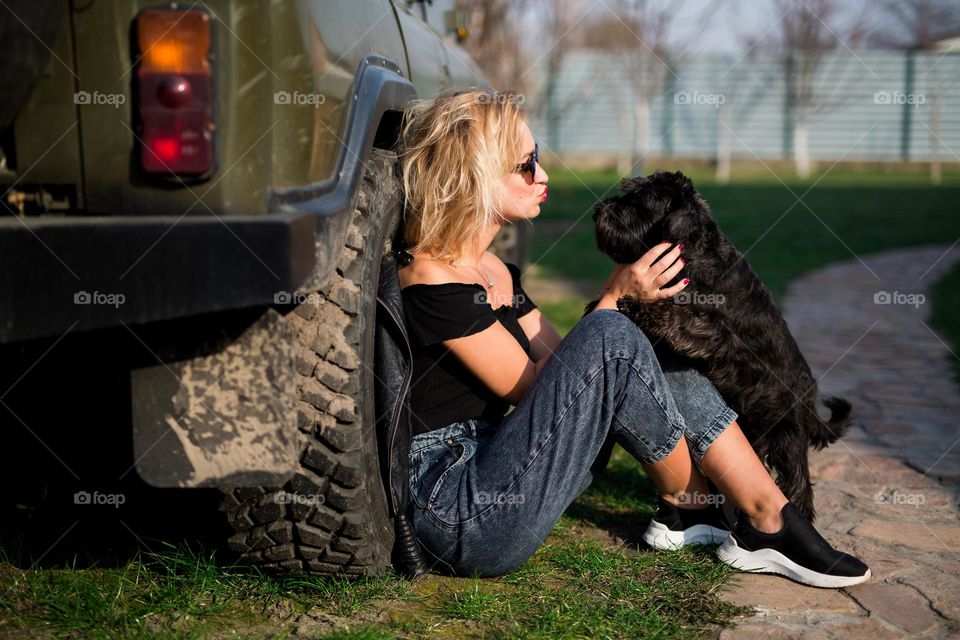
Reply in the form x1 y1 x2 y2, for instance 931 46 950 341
136 8 214 177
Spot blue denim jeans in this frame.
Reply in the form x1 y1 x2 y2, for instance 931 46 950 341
407 309 738 578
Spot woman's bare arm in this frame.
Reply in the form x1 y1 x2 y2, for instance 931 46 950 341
442 323 537 406
518 308 562 364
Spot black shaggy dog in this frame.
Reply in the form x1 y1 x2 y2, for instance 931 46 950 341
587 170 852 522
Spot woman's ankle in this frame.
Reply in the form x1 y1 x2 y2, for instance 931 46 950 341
748 512 783 534
661 490 713 510
745 497 789 534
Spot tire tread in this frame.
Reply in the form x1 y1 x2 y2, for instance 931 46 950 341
220 149 400 576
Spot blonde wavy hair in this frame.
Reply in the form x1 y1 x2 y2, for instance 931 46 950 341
399 87 527 263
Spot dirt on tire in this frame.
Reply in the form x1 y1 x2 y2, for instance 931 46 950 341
220 148 401 576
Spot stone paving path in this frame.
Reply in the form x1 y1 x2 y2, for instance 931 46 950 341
717 244 960 639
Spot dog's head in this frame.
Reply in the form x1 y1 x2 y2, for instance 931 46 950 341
593 170 709 263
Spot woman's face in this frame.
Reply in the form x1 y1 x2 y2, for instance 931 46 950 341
498 121 549 223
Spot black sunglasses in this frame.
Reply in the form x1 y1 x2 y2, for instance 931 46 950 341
514 143 539 177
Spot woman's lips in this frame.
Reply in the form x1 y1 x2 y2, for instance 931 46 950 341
540 187 548 201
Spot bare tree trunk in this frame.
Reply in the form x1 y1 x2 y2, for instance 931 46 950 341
631 98 651 174
716 102 732 183
793 117 812 178
617 99 633 174
930 95 942 185
930 67 943 186
456 0 530 92
772 0 873 181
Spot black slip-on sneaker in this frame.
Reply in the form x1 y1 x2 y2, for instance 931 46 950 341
642 493 731 550
717 502 871 588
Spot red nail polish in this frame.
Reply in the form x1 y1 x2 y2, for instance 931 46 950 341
680 258 686 264
683 278 689 284
678 243 685 250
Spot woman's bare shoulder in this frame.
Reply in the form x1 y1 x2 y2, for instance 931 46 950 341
481 251 513 282
398 254 466 289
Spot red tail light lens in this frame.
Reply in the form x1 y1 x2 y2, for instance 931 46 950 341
150 137 181 164
136 9 214 176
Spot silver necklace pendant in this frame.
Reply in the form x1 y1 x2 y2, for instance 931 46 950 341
460 262 493 289
478 267 494 289
476 272 494 289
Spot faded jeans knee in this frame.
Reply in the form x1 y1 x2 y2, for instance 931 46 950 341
569 309 737 466
569 308 659 363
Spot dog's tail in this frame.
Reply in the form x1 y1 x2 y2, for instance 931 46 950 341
809 396 853 450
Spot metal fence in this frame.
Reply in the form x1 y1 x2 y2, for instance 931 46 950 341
528 49 960 162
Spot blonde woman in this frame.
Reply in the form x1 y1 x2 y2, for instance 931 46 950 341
395 87 870 588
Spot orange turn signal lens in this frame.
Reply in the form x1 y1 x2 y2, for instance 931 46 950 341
137 9 211 74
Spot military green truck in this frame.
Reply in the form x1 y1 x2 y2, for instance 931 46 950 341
0 0 527 576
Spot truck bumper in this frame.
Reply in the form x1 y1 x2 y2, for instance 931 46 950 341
0 210 323 344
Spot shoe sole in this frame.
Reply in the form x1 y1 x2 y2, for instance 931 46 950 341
642 520 729 550
717 535 872 588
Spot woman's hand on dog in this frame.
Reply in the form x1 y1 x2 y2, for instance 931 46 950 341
600 241 688 304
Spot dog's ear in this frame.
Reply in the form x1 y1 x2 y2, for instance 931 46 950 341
593 196 650 263
648 170 697 208
659 171 717 243
670 170 696 193
666 171 714 219
618 174 648 194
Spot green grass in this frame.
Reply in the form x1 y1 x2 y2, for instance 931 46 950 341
0 448 747 639
322 629 400 640
0 543 417 639
434 535 745 639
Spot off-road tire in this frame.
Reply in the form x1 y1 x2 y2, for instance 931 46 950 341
219 148 400 576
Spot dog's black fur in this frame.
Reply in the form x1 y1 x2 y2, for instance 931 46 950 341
587 170 852 522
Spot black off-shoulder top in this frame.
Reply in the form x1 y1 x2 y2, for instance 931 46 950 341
400 262 538 435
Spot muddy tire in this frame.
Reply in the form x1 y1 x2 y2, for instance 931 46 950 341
219 149 400 576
